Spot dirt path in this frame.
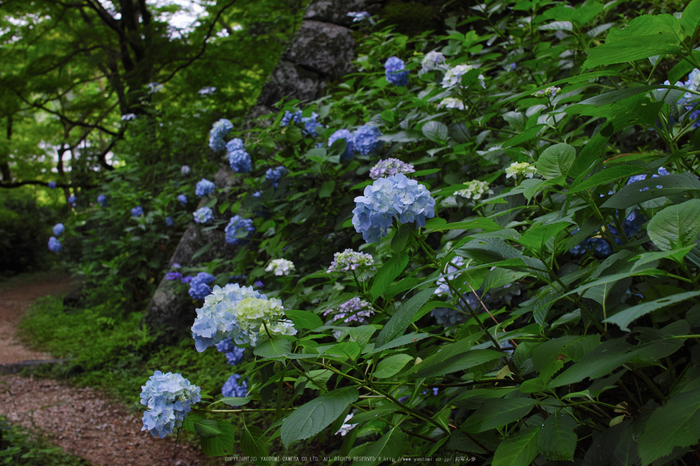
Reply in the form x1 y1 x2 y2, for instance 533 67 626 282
0 272 209 465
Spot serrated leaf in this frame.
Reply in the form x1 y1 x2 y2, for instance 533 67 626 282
539 20 573 31
422 121 449 143
370 252 409 301
200 420 236 457
601 173 700 209
464 398 537 433
253 337 292 358
681 0 700 36
603 291 700 331
280 387 359 447
537 143 576 179
241 423 270 466
374 354 413 378
193 418 224 438
285 310 323 330
492 425 539 466
569 165 647 193
353 427 407 466
647 199 700 251
415 349 504 378
375 288 435 347
538 413 577 460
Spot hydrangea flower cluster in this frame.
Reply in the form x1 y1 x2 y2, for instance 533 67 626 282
165 271 183 281
131 206 144 217
328 129 355 160
353 125 382 156
335 413 358 436
191 283 296 349
48 236 62 253
209 119 233 151
52 223 64 237
165 216 174 227
438 97 466 110
181 165 191 175
369 158 415 180
140 371 201 438
226 138 244 153
48 181 56 189
195 179 215 197
225 215 255 246
534 86 560 98
188 272 216 300
326 249 374 273
265 259 295 276
215 338 245 366
222 374 248 398
265 166 289 187
421 51 446 73
352 173 436 243
193 207 213 224
455 180 492 200
442 65 485 89
505 162 537 179
570 210 647 258
177 194 187 205
97 194 107 207
68 195 76 205
384 57 409 86
323 297 374 324
627 167 670 186
228 149 252 173
302 112 322 137
281 110 302 127
347 11 371 22
507 63 517 71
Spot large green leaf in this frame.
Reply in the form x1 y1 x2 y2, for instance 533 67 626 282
200 420 236 457
364 333 431 355
285 310 323 330
193 418 223 438
370 252 409 301
492 425 539 466
538 413 577 461
373 354 414 378
353 426 407 466
681 0 700 35
638 388 700 464
647 200 700 251
569 165 647 193
603 291 700 331
280 387 359 447
536 143 576 179
463 398 537 433
601 174 700 209
241 423 270 466
375 288 434 347
253 337 292 358
422 121 449 143
414 349 503 378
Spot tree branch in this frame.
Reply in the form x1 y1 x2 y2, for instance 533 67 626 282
0 180 96 189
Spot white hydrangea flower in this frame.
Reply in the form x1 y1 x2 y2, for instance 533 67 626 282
438 97 466 110
420 51 446 73
455 180 492 200
442 65 485 89
335 413 358 436
505 162 537 179
265 259 295 276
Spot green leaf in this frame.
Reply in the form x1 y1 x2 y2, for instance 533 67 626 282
638 388 700 465
375 288 435 347
253 337 292 358
603 291 700 332
569 165 647 193
280 387 359 447
191 242 214 260
647 200 700 251
370 252 409 301
200 420 236 457
319 180 335 198
601 173 700 209
536 143 576 179
364 333 431 355
373 354 414 378
414 349 503 378
493 425 539 466
193 418 224 438
518 222 571 254
681 0 700 36
391 223 412 254
381 109 395 122
241 423 270 466
353 427 407 466
221 396 251 407
422 121 449 143
463 398 537 433
538 413 577 461
285 310 323 330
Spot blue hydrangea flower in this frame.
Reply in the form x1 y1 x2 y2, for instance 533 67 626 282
225 215 255 246
507 63 517 71
97 194 107 207
222 374 248 398
215 338 245 366
181 165 191 175
165 216 174 226
131 206 144 217
385 57 409 86
48 236 62 253
353 125 383 155
209 119 233 151
195 179 215 197
254 281 264 288
301 112 322 137
369 158 415 180
68 195 76 205
228 150 252 173
177 194 187 205
182 276 193 284
265 166 288 187
281 110 302 126
166 271 183 281
140 371 201 438
193 207 214 224
352 173 436 243
347 11 371 22
252 191 262 198
188 272 216 300
226 138 244 153
328 129 355 160
627 167 670 186
52 223 65 237
48 181 56 189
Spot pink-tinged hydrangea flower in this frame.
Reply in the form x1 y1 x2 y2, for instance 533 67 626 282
353 125 383 155
369 158 415 180
193 207 213 224
328 129 355 160
327 249 374 273
140 371 201 438
195 178 215 197
385 57 409 86
352 173 436 243
209 119 233 151
225 215 255 246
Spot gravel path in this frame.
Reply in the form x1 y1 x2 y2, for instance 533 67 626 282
0 273 210 465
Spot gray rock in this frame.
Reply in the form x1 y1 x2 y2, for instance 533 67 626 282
284 21 355 80
257 60 324 108
304 0 382 26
